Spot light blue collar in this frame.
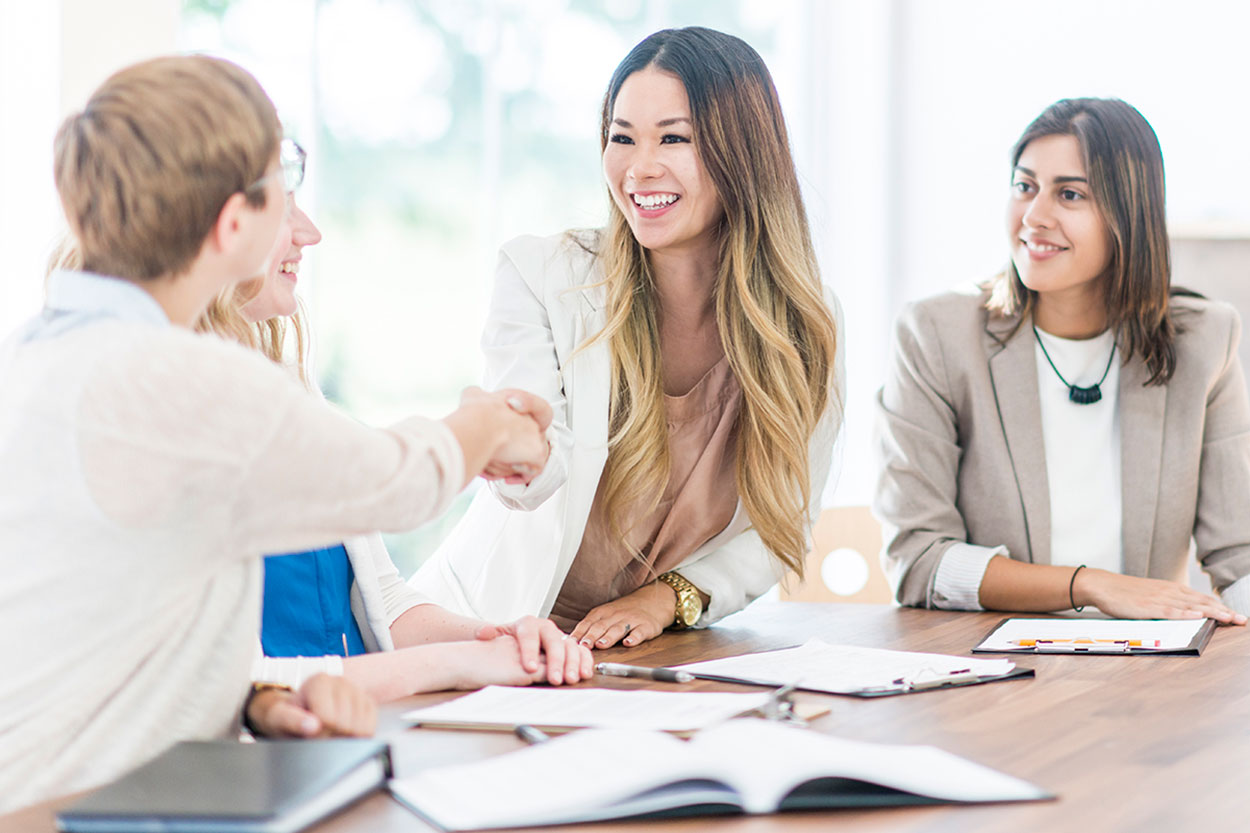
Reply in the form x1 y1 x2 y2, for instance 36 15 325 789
22 270 170 342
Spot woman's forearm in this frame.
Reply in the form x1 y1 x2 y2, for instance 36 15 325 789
341 643 465 702
978 555 1082 612
389 603 486 648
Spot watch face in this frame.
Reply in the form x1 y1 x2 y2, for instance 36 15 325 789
678 596 701 626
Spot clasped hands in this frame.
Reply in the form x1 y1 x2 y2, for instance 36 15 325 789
473 616 594 686
463 591 673 690
461 387 552 485
245 674 377 739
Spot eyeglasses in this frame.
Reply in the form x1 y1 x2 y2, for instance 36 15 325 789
247 138 306 195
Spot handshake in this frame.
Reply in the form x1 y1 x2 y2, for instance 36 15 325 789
442 387 553 488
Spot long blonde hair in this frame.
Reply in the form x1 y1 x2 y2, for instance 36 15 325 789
196 278 310 386
588 28 839 576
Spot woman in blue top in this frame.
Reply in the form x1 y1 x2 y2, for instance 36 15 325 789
196 142 592 701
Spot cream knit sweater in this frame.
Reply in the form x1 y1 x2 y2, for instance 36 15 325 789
0 272 463 811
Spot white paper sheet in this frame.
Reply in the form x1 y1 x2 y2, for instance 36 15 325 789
672 638 1016 693
401 686 773 732
974 617 1207 652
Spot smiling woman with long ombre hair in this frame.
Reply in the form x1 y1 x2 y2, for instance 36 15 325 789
876 97 1250 623
411 26 843 648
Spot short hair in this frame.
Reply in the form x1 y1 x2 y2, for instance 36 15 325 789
53 54 280 281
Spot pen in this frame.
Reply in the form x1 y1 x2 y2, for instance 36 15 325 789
595 662 695 683
1012 638 1155 647
514 724 551 745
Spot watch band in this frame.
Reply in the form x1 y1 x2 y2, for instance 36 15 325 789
242 682 295 736
657 571 702 629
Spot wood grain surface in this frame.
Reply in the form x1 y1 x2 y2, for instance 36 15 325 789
6 602 1246 833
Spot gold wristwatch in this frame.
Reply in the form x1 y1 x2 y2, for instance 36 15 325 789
657 571 703 629
242 682 294 735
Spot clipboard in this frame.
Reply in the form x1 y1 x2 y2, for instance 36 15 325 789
678 665 1034 698
671 639 1035 698
841 665 1035 698
972 617 1216 656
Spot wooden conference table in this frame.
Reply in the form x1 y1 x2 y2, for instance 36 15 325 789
6 602 1250 833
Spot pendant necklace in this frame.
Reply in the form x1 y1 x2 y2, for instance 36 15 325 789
1033 327 1116 405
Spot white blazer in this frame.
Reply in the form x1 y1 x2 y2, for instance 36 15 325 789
410 231 845 625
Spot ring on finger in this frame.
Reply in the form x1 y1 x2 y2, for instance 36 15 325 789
622 623 633 637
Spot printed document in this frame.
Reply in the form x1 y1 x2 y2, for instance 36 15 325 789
402 686 772 733
673 638 1016 694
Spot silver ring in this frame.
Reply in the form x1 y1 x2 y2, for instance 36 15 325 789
622 623 633 637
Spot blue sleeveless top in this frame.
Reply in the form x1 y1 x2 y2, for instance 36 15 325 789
261 544 368 657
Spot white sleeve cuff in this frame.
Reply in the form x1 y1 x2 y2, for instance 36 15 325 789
1219 574 1250 617
931 543 1007 610
250 654 345 690
490 423 568 510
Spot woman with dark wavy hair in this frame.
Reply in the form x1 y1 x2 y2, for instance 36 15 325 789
877 97 1250 622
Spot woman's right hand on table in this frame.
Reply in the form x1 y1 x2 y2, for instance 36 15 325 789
1075 568 1247 624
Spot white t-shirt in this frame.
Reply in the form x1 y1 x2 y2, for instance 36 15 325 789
1034 327 1123 574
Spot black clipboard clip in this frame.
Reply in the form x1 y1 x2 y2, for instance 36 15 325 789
858 667 981 694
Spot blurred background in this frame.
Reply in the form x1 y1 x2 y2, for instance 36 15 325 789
3 0 1248 579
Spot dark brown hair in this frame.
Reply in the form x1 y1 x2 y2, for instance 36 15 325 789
987 97 1176 384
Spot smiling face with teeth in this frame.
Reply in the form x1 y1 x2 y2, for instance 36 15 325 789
602 67 723 259
1007 134 1112 323
241 195 322 323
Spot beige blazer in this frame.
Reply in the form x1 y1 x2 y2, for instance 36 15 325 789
875 287 1250 608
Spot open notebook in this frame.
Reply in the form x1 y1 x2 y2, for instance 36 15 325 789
390 719 1052 830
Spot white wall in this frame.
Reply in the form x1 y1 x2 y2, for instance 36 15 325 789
891 0 1250 301
814 0 1250 504
5 0 1249 513
0 0 178 338
0 2 61 337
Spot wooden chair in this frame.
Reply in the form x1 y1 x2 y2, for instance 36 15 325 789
779 506 895 604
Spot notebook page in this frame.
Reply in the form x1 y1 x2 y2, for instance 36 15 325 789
390 729 737 830
402 686 772 732
673 639 1014 693
691 720 1049 808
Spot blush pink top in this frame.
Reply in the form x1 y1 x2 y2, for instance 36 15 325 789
550 355 741 630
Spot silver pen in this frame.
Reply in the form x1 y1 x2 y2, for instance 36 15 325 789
514 724 552 745
595 662 695 683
